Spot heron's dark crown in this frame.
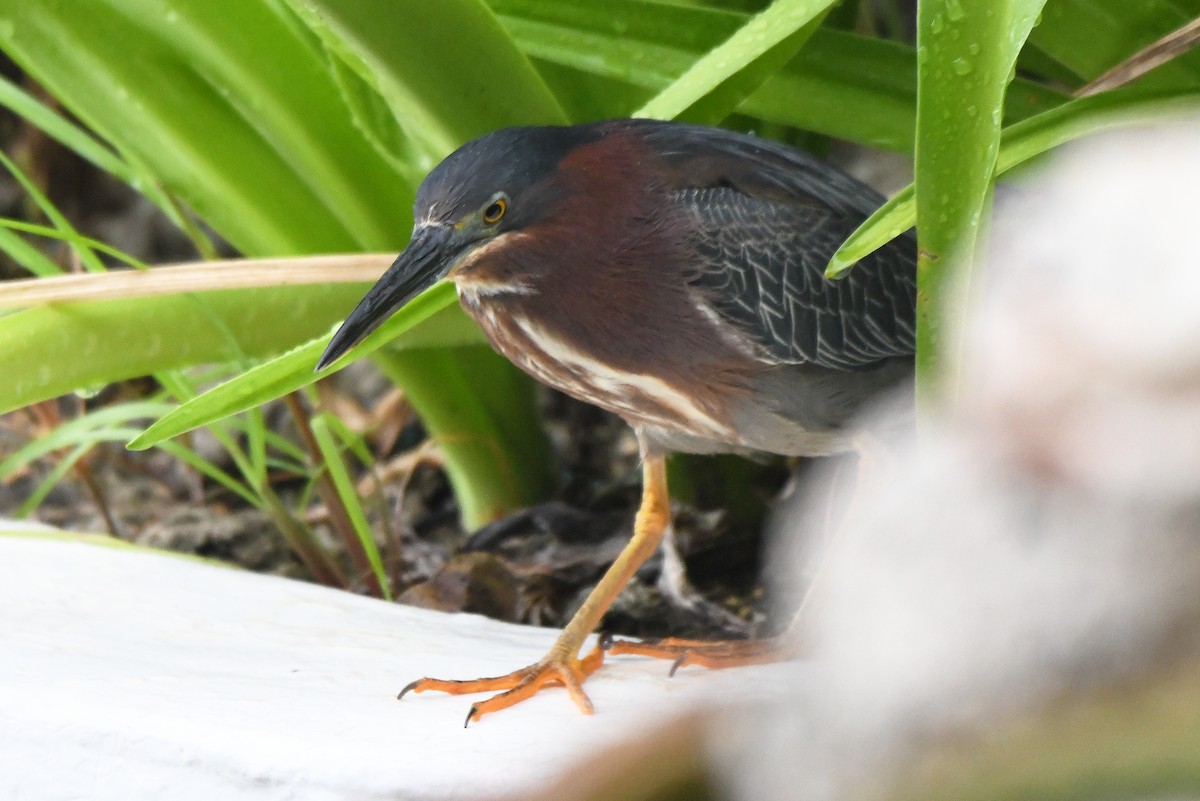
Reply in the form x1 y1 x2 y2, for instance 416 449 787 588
415 124 606 226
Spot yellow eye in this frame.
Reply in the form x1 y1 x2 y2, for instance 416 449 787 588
483 198 507 224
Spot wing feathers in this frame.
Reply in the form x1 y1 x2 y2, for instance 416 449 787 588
678 188 916 370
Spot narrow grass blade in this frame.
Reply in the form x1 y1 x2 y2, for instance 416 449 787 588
635 0 836 124
0 151 104 273
155 440 262 508
0 223 61 278
130 284 554 529
310 413 391 600
16 442 96 518
825 87 1200 279
0 75 187 231
0 402 176 478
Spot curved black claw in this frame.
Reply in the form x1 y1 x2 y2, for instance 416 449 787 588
668 653 689 678
397 679 422 701
598 631 616 650
464 705 478 729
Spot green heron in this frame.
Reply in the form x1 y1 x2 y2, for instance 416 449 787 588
317 118 916 725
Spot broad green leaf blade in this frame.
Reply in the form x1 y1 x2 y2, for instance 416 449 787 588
912 0 1047 394
128 282 459 450
635 0 836 124
0 269 480 416
0 0 412 254
826 187 915 278
493 0 1066 151
284 0 566 170
325 52 424 184
826 87 1200 277
0 283 365 415
129 281 553 529
991 89 1200 173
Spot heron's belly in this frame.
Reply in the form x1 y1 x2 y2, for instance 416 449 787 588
462 297 738 444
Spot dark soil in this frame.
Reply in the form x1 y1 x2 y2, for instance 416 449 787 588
3 377 788 640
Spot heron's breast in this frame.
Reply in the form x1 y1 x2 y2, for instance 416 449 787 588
459 291 737 442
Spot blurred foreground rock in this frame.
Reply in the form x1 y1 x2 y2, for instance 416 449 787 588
721 121 1200 801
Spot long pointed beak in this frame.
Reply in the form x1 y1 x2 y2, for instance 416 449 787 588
316 225 454 371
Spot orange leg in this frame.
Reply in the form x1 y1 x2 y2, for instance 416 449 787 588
399 455 672 726
602 633 792 674
601 437 886 676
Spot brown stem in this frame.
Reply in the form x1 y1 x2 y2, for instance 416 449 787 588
1076 15 1200 97
259 488 347 588
73 459 120 538
284 392 383 597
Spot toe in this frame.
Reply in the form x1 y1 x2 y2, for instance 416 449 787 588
468 661 595 722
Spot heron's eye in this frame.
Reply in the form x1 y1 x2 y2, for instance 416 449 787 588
483 198 507 224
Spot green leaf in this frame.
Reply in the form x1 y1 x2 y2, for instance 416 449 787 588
0 221 61 278
127 282 459 450
310 413 392 600
826 87 1200 279
0 75 189 233
0 150 105 273
0 402 177 480
635 0 836 124
493 0 1066 151
156 439 262 508
324 50 424 184
909 0 1047 395
283 0 566 167
0 282 370 415
127 278 554 528
0 0 412 254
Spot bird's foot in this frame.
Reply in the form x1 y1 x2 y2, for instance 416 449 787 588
398 645 607 727
601 632 789 674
